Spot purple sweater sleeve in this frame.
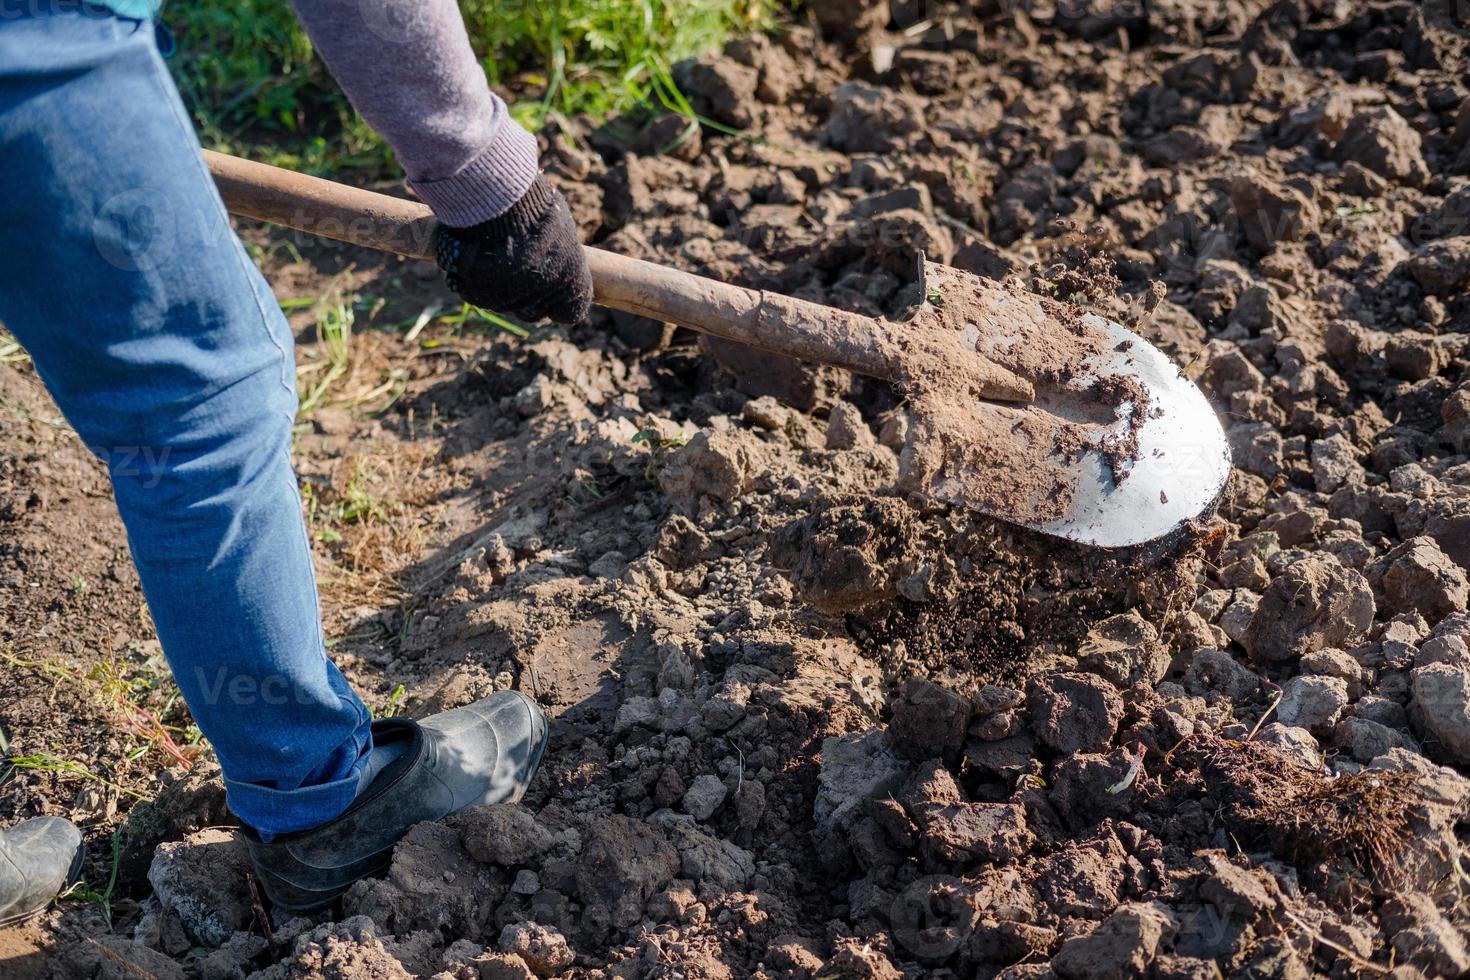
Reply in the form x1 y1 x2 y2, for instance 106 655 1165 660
288 0 541 227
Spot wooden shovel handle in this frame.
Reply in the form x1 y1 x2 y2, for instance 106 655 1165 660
203 150 1032 402
206 149 439 262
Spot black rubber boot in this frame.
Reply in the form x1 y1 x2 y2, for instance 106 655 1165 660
242 690 548 912
0 816 84 927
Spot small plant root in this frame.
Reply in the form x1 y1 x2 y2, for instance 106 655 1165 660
1170 736 1421 896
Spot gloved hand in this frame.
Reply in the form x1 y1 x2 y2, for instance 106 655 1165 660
434 175 593 324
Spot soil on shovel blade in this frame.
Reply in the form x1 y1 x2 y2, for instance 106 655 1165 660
5 1 1470 977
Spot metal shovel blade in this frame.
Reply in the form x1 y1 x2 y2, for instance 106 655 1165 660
894 262 1232 549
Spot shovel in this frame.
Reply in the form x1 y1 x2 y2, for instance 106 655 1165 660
205 150 1230 549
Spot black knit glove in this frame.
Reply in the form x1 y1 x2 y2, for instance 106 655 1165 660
434 176 593 324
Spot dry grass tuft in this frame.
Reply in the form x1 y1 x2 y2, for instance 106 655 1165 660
306 441 455 613
1186 737 1421 892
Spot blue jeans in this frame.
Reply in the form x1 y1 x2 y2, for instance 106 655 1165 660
0 4 374 836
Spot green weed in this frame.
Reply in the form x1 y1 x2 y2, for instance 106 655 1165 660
632 426 689 450
164 0 778 173
302 453 420 559
5 753 147 801
62 831 123 927
297 294 355 416
632 425 689 481
167 0 389 174
336 460 394 524
373 683 407 719
416 303 532 342
0 645 195 771
301 482 339 544
463 0 776 125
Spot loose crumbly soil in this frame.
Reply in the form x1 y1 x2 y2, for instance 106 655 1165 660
892 262 1154 520
6 1 1470 977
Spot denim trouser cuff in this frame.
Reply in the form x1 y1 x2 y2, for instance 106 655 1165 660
226 764 364 840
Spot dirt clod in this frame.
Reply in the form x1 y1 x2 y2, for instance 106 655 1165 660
1076 611 1168 688
888 677 970 758
1052 902 1177 980
1229 171 1318 253
497 922 574 978
1334 106 1430 187
146 829 253 948
1371 535 1470 621
1244 555 1374 664
1026 672 1123 755
826 82 924 153
575 815 680 934
451 805 557 867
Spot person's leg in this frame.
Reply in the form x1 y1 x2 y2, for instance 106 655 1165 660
0 2 372 836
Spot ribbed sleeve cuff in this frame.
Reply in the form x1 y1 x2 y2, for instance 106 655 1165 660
409 121 542 228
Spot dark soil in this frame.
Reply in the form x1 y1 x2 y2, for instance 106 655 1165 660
5 1 1470 978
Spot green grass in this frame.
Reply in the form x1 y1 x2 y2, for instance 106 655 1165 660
62 831 123 927
4 753 148 800
165 0 777 175
166 0 387 174
296 294 355 416
430 302 531 340
461 0 775 126
372 683 407 719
